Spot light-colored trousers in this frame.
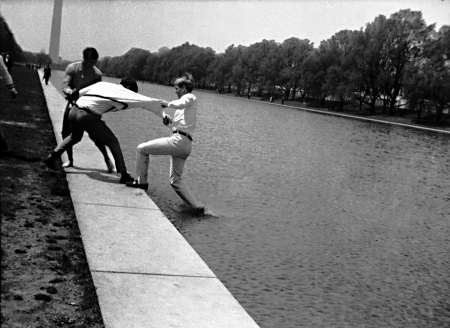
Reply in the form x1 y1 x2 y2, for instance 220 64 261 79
135 134 202 208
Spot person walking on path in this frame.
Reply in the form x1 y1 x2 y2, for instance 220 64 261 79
126 73 205 212
44 78 168 184
61 47 114 172
1 52 13 72
42 65 51 85
0 53 18 152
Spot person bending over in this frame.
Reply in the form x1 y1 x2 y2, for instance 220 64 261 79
44 78 168 184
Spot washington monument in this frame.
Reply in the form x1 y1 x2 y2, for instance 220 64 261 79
49 0 63 63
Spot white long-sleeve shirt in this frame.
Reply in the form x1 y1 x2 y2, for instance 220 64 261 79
75 81 165 118
167 93 198 137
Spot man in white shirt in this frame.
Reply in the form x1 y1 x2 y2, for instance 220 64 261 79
44 78 167 184
126 73 204 212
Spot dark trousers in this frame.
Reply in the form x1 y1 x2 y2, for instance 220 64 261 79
62 104 109 163
0 126 8 150
55 106 126 173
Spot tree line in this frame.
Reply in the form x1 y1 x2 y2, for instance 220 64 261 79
2 10 449 121
1 15 52 69
0 14 23 61
95 9 449 120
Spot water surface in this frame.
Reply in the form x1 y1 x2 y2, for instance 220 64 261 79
51 72 450 328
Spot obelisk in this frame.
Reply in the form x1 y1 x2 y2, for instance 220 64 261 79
49 0 63 63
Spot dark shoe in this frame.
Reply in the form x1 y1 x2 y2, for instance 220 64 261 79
125 179 149 190
0 140 9 152
119 173 134 184
44 154 56 170
195 206 205 213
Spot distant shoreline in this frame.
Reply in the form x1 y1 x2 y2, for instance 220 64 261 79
50 68 450 134
192 87 450 135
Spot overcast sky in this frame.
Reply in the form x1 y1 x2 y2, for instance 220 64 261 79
1 0 449 61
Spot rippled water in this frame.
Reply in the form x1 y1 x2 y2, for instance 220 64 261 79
51 72 450 328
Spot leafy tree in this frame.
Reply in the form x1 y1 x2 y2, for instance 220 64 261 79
303 48 327 101
141 52 159 82
278 37 314 99
0 14 23 62
157 47 170 55
121 48 151 80
403 25 450 121
148 42 216 86
209 45 244 92
99 48 151 79
107 55 127 77
140 46 171 83
21 50 51 67
303 35 349 105
353 15 391 113
240 44 260 95
22 51 38 65
37 49 52 66
154 49 176 84
382 9 435 115
97 56 111 75
219 45 247 94
183 45 216 88
255 40 282 96
208 53 227 92
321 30 359 109
238 40 281 97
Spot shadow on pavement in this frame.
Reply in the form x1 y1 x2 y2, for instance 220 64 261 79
64 167 120 184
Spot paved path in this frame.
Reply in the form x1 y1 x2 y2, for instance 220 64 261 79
39 72 260 328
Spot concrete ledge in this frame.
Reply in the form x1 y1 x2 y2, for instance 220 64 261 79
245 98 450 135
73 203 215 277
92 273 260 328
38 72 260 328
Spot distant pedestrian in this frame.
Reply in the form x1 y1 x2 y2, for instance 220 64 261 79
282 96 285 105
1 52 13 72
0 53 18 152
60 47 113 171
43 65 51 85
248 92 251 99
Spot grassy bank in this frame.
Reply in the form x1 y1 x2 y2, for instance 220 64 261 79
0 65 104 328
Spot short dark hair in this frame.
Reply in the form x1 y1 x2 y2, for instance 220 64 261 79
174 72 195 92
120 77 138 93
83 47 99 60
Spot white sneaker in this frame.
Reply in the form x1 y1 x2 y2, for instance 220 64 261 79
62 161 73 168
